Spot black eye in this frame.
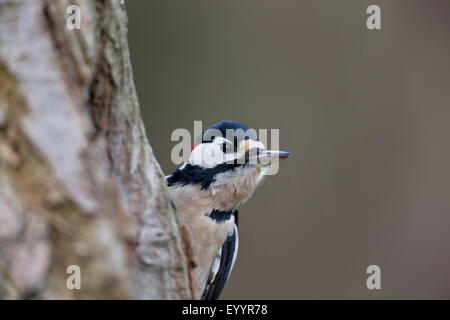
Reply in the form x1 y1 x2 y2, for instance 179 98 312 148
222 143 228 153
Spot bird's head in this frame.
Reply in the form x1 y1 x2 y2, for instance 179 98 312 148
168 121 290 211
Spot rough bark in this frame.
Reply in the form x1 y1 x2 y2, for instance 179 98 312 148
0 0 194 299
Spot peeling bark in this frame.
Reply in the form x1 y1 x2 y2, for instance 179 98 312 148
0 0 194 299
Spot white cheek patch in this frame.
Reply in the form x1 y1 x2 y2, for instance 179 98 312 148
189 138 239 168
189 143 225 168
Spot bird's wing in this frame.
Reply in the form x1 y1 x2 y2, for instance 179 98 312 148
201 213 239 300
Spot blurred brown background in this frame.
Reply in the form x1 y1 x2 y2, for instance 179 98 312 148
127 0 450 299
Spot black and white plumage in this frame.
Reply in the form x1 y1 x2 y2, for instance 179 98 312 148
166 121 289 299
202 211 238 300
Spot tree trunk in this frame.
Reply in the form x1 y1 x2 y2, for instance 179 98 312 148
0 0 195 299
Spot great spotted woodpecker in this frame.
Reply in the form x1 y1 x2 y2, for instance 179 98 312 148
166 121 290 299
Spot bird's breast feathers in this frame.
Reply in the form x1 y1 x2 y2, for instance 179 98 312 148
168 183 236 295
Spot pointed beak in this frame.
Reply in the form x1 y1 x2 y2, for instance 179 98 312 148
256 149 290 163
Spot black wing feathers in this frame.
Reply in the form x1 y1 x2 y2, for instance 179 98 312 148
201 211 238 300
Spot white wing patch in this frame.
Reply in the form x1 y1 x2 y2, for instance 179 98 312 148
209 247 222 283
206 223 239 289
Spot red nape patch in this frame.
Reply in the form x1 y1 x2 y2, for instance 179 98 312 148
190 143 200 153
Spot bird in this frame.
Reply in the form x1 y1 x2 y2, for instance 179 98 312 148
166 120 290 299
